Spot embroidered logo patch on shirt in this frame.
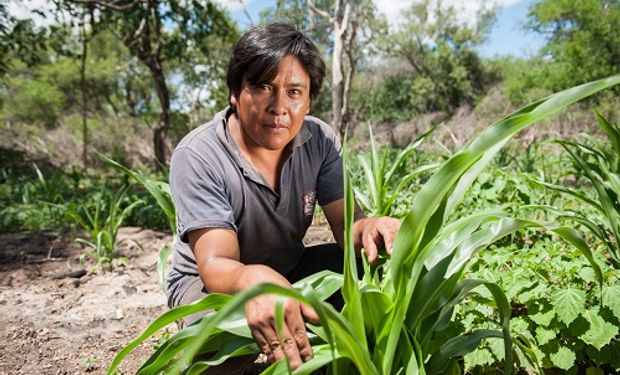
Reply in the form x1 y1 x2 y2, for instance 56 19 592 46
302 191 317 217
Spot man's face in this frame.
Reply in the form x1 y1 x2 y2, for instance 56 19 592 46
231 54 311 151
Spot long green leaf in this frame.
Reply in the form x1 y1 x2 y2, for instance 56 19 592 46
342 139 368 350
108 293 232 374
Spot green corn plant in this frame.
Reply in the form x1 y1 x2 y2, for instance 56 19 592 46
529 111 620 268
354 124 440 217
28 163 68 204
64 186 144 270
99 153 176 291
107 75 619 375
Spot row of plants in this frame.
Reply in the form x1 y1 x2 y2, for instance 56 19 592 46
105 75 620 374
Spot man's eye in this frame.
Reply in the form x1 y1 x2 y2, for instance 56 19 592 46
289 89 301 95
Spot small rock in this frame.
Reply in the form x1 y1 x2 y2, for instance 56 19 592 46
115 309 124 320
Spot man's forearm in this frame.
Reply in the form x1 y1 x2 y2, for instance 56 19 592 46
200 259 290 294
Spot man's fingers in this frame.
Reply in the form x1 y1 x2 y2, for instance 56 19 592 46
363 230 379 264
287 303 313 364
279 324 304 369
365 217 401 258
250 328 274 362
300 303 320 324
247 298 312 369
379 223 397 255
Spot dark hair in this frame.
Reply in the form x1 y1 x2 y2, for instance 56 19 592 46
226 23 325 105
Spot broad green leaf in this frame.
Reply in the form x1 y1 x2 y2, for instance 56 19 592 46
580 308 619 350
579 267 598 284
519 282 548 304
463 347 495 371
603 284 620 321
529 307 555 326
506 279 536 301
428 330 502 374
551 286 585 325
488 338 506 361
549 346 576 370
535 327 556 346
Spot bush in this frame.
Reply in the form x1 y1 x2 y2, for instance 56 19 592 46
7 78 66 128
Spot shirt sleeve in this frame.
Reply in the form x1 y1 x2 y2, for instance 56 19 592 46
316 123 344 206
315 121 366 221
170 147 236 243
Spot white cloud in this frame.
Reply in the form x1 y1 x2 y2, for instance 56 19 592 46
6 0 73 29
374 0 522 28
214 0 259 12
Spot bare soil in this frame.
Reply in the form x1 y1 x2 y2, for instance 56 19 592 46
0 225 333 375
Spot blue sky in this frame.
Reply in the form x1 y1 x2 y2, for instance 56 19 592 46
220 0 547 59
477 0 546 58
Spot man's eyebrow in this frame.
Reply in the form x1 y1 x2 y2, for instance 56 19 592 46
288 81 308 88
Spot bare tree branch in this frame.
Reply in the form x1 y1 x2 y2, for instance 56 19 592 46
307 0 332 21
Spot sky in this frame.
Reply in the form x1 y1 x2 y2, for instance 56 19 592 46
8 0 547 59
217 0 547 58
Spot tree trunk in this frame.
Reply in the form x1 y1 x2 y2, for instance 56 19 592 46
330 3 351 140
331 25 345 138
80 12 88 169
341 20 357 139
145 57 171 169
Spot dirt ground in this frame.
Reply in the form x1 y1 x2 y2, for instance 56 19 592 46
0 225 334 375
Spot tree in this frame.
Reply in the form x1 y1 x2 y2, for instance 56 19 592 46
62 0 237 168
383 0 496 114
526 0 620 90
0 11 47 79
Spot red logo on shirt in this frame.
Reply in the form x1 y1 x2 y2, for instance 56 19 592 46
302 191 316 217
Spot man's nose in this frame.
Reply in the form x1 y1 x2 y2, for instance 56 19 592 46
268 90 287 115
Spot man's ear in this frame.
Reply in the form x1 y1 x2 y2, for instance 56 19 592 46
230 94 238 107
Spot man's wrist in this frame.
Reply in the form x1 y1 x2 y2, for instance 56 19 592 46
236 264 290 293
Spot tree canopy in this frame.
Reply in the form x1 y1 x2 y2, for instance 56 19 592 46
527 0 620 89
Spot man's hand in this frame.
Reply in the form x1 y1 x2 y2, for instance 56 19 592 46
322 200 402 264
189 229 319 369
353 216 401 264
245 294 319 369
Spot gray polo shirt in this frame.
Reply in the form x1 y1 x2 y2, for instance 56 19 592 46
167 108 350 308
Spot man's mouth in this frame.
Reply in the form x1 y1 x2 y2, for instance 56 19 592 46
263 123 288 129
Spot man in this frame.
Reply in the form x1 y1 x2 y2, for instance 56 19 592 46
168 23 400 372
